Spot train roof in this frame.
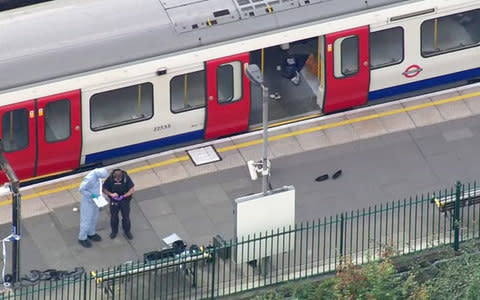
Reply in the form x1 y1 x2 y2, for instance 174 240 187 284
0 0 421 92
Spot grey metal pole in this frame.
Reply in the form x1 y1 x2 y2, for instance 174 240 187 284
261 84 269 195
244 64 270 194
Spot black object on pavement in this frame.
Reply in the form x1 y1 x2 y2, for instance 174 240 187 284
332 169 342 179
315 174 329 182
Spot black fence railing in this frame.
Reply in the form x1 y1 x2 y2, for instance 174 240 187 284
1 181 479 299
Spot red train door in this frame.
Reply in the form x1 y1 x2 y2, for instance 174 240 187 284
0 100 36 180
0 90 81 182
205 53 251 139
323 26 370 113
36 90 82 176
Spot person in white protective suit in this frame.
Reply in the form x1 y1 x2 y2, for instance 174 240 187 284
78 168 108 248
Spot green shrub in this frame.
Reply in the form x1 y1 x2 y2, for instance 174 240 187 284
250 259 428 300
249 242 480 300
334 258 428 300
425 245 480 300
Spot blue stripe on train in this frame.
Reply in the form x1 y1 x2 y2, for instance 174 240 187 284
85 129 204 164
368 67 480 101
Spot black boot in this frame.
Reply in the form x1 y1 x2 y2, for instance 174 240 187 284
79 239 92 248
88 234 102 242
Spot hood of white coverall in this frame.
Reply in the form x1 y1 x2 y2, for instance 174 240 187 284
79 168 109 197
92 168 108 179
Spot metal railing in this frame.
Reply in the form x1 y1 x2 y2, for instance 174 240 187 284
1 181 480 299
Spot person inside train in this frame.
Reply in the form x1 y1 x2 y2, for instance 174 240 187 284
279 43 309 86
102 168 135 240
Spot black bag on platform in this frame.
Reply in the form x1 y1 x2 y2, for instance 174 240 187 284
144 248 176 263
172 240 186 254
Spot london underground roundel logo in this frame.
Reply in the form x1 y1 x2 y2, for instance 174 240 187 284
402 64 423 78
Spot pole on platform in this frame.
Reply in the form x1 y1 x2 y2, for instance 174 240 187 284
0 140 21 282
245 64 270 195
261 84 269 195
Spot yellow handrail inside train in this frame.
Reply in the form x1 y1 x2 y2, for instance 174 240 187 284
184 74 188 107
137 84 142 115
318 36 324 88
261 48 264 75
9 111 13 143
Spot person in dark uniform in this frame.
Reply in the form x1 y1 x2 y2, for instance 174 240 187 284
102 169 135 240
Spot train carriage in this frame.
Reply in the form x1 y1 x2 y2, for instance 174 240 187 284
0 0 479 182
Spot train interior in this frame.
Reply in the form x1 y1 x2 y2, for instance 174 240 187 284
249 37 324 126
421 10 480 56
2 110 28 152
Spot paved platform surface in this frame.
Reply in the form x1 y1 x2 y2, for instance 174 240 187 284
1 83 480 276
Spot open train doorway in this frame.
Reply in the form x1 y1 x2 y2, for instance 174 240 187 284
249 36 325 126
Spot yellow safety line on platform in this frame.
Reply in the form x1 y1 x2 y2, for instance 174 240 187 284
1 90 479 207
250 113 322 131
0 182 80 205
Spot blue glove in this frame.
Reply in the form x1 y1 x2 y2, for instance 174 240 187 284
91 194 98 199
118 195 124 201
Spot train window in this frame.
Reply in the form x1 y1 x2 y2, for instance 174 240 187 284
44 99 70 142
2 109 28 152
217 61 242 104
334 36 359 78
421 9 480 57
170 70 206 113
90 82 153 131
370 27 404 69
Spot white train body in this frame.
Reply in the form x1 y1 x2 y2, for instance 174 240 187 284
0 0 478 181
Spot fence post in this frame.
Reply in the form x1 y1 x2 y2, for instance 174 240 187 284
210 246 216 300
83 272 88 300
454 181 461 251
339 213 344 261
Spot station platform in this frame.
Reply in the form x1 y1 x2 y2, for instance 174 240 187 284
1 83 480 275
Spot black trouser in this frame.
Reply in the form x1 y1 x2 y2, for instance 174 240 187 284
110 200 131 234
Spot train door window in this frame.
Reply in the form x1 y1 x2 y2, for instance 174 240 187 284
421 9 480 57
2 109 29 152
370 27 404 69
334 36 359 78
90 82 153 131
170 70 206 113
217 61 242 104
44 99 70 142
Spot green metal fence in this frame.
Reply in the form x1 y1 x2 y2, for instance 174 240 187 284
1 181 480 299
